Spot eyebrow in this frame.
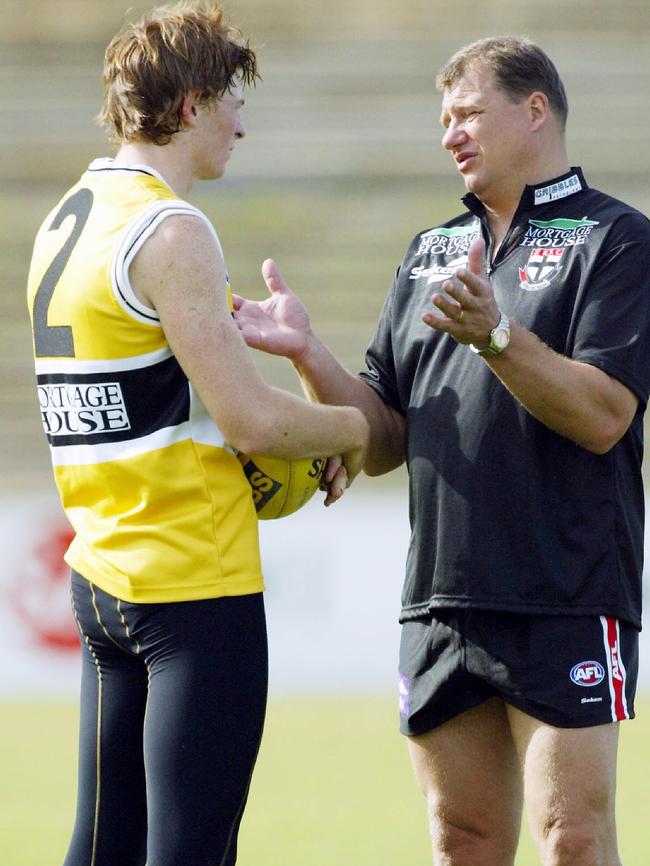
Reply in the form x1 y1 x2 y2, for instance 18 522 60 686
226 93 245 107
439 99 482 126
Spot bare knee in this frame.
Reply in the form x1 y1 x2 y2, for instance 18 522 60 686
535 774 620 866
541 817 621 866
426 798 518 866
406 701 522 865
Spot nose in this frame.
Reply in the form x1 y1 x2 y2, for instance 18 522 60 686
442 121 466 152
235 118 246 140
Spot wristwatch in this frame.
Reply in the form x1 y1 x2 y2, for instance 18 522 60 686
470 310 510 357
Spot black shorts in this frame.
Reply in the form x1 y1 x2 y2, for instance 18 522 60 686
66 570 268 866
398 608 639 735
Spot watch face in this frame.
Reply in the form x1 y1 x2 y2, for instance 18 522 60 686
493 328 509 350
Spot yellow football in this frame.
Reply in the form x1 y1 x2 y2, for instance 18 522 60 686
237 452 326 519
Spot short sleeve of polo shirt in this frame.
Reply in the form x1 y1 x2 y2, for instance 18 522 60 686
572 210 650 406
358 271 403 414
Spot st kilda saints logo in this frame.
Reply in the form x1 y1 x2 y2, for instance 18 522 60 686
518 246 566 291
518 217 599 292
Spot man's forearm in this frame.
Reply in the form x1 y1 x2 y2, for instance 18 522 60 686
293 334 406 475
487 321 638 453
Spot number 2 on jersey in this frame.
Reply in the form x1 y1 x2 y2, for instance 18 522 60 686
32 187 94 358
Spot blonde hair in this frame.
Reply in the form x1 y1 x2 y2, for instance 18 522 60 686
98 1 258 145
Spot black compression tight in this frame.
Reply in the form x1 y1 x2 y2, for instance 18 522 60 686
64 571 268 866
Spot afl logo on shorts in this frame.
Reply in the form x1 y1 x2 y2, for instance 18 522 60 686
570 660 605 687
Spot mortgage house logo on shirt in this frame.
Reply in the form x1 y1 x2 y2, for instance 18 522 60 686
518 217 599 291
38 381 131 437
415 223 480 257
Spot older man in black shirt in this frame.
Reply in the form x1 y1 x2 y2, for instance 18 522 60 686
234 36 650 866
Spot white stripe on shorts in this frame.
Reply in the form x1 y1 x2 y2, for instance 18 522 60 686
599 615 629 721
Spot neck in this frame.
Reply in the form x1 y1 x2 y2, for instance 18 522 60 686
482 148 571 245
114 140 194 197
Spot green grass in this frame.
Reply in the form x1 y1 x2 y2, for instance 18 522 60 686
1 696 648 866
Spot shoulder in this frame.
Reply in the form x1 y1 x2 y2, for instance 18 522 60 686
579 188 650 235
130 210 227 309
148 208 218 247
137 210 223 273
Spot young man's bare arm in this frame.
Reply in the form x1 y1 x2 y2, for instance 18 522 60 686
129 215 369 480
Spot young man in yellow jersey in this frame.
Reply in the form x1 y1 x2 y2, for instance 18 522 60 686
26 4 368 864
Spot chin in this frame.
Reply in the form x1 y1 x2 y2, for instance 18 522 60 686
462 175 487 197
199 166 226 181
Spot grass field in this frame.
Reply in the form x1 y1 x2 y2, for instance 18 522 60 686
1 696 649 865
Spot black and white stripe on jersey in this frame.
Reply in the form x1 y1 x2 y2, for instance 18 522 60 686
87 165 158 179
110 199 224 327
111 201 202 326
36 351 189 449
35 349 227 467
85 158 167 184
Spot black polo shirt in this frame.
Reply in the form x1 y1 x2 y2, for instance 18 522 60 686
360 169 650 627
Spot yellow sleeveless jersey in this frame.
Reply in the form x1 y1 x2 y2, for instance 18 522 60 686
26 158 263 603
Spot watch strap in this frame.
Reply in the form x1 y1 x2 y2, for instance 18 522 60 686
470 310 510 357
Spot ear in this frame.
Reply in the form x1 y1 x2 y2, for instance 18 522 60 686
528 91 550 132
180 91 200 127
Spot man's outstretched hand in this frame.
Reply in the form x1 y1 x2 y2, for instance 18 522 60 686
232 259 312 361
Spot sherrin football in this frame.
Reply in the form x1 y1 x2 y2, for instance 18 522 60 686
237 452 326 519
